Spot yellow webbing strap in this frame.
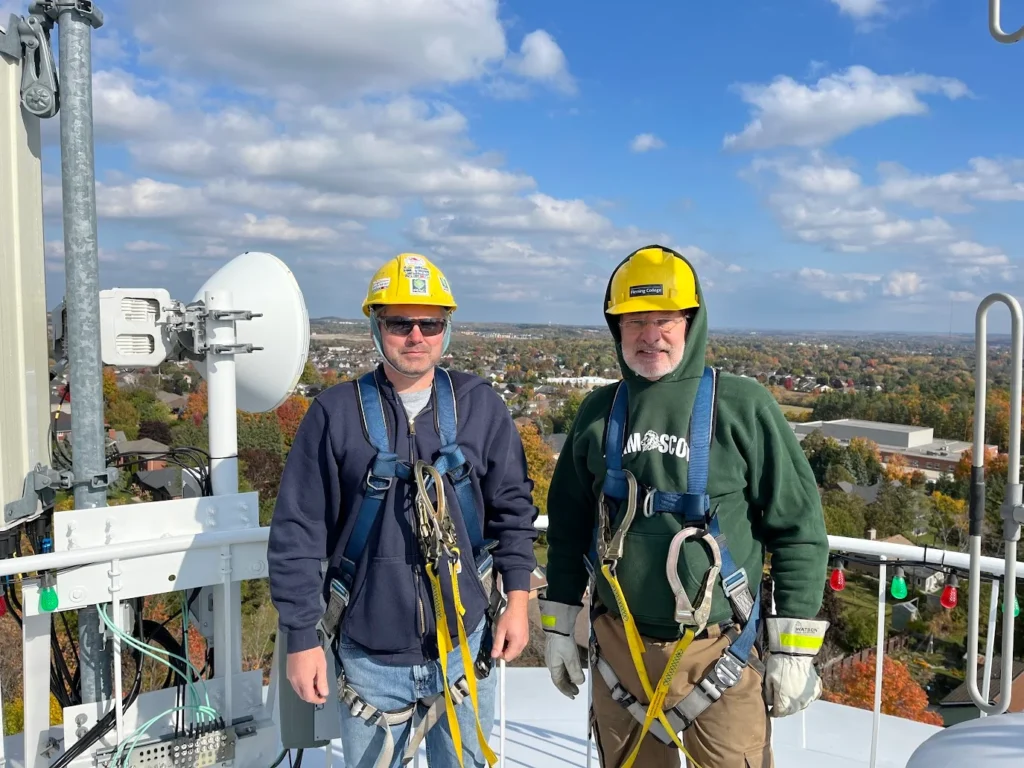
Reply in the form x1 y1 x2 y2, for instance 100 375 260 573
601 563 703 768
424 554 498 767
450 549 499 766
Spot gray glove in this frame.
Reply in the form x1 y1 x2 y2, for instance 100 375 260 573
538 599 585 699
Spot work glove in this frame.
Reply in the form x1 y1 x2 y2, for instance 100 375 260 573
763 617 829 718
538 598 585 699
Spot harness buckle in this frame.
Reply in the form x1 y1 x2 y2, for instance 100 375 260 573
722 568 748 598
712 652 745 689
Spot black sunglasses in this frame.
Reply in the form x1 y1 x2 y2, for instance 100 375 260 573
379 316 448 337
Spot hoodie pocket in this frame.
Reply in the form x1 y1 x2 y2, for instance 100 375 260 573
343 555 425 654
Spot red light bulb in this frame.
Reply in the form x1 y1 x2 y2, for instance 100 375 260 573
940 574 959 610
829 567 846 591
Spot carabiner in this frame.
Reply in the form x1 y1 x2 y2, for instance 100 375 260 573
665 528 722 634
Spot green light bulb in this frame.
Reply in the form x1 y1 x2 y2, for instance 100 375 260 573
39 571 58 612
1001 594 1020 618
890 569 908 600
40 587 58 612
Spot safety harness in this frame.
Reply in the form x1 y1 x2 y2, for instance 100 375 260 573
318 367 503 768
586 365 763 766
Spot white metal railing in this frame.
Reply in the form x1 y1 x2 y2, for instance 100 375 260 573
536 515 1024 768
2 513 1022 767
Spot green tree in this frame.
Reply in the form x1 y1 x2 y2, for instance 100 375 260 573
238 412 285 456
299 361 322 387
865 482 917 538
106 398 140 440
821 489 867 538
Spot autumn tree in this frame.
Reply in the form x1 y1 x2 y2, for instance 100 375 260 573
823 657 943 725
102 366 118 404
929 491 968 551
183 381 209 426
275 395 310 448
516 421 555 516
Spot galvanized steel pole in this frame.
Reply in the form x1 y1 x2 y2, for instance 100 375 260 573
53 0 111 705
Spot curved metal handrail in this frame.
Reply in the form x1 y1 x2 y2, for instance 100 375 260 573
965 293 1023 714
991 0 1024 44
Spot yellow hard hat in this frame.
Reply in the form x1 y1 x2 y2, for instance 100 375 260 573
361 252 457 317
605 245 699 316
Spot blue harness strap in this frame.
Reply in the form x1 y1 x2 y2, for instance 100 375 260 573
586 365 765 740
336 367 493 599
591 366 757 628
431 368 487 558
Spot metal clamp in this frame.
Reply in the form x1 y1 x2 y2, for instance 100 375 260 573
3 464 69 525
31 0 104 28
0 12 60 117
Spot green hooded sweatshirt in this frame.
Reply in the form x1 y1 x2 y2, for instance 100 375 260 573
544 246 829 640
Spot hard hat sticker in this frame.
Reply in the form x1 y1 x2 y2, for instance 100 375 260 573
410 278 429 295
629 284 664 297
440 276 451 293
404 255 426 268
371 277 391 292
404 265 430 280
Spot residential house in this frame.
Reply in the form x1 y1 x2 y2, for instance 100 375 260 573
939 657 1024 726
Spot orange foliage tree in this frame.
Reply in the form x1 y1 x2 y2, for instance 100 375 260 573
275 395 310 448
882 452 910 482
183 381 209 426
823 657 943 725
516 421 555 516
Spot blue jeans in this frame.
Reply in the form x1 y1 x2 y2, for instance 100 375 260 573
334 618 497 768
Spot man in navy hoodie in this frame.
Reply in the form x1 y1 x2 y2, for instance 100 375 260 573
268 252 539 768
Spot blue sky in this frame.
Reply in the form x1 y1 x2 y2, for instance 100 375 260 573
9 0 1024 333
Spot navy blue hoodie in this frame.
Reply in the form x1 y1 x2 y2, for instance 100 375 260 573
267 364 540 664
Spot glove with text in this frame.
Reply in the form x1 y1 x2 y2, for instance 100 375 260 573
763 617 829 718
538 599 585 699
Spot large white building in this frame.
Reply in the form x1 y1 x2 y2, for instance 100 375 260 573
790 418 997 479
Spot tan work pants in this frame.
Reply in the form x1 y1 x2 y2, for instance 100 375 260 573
590 613 773 768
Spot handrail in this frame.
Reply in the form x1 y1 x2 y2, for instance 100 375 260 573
966 293 1023 714
990 0 1024 44
0 526 268 580
535 516 1024 580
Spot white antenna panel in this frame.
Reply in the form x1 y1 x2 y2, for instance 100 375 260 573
0 45 50 524
191 251 310 413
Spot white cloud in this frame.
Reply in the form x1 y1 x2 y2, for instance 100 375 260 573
505 30 576 94
630 133 666 153
749 153 964 253
831 0 887 20
750 151 1019 305
724 66 970 151
124 240 171 253
130 0 573 101
92 70 176 141
883 271 924 296
877 157 1024 213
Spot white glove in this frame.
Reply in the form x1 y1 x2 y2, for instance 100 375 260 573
763 617 829 718
538 599 585 699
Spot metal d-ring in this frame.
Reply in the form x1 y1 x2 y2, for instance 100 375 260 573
643 489 656 518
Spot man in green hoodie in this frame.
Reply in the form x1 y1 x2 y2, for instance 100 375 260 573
538 245 830 767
